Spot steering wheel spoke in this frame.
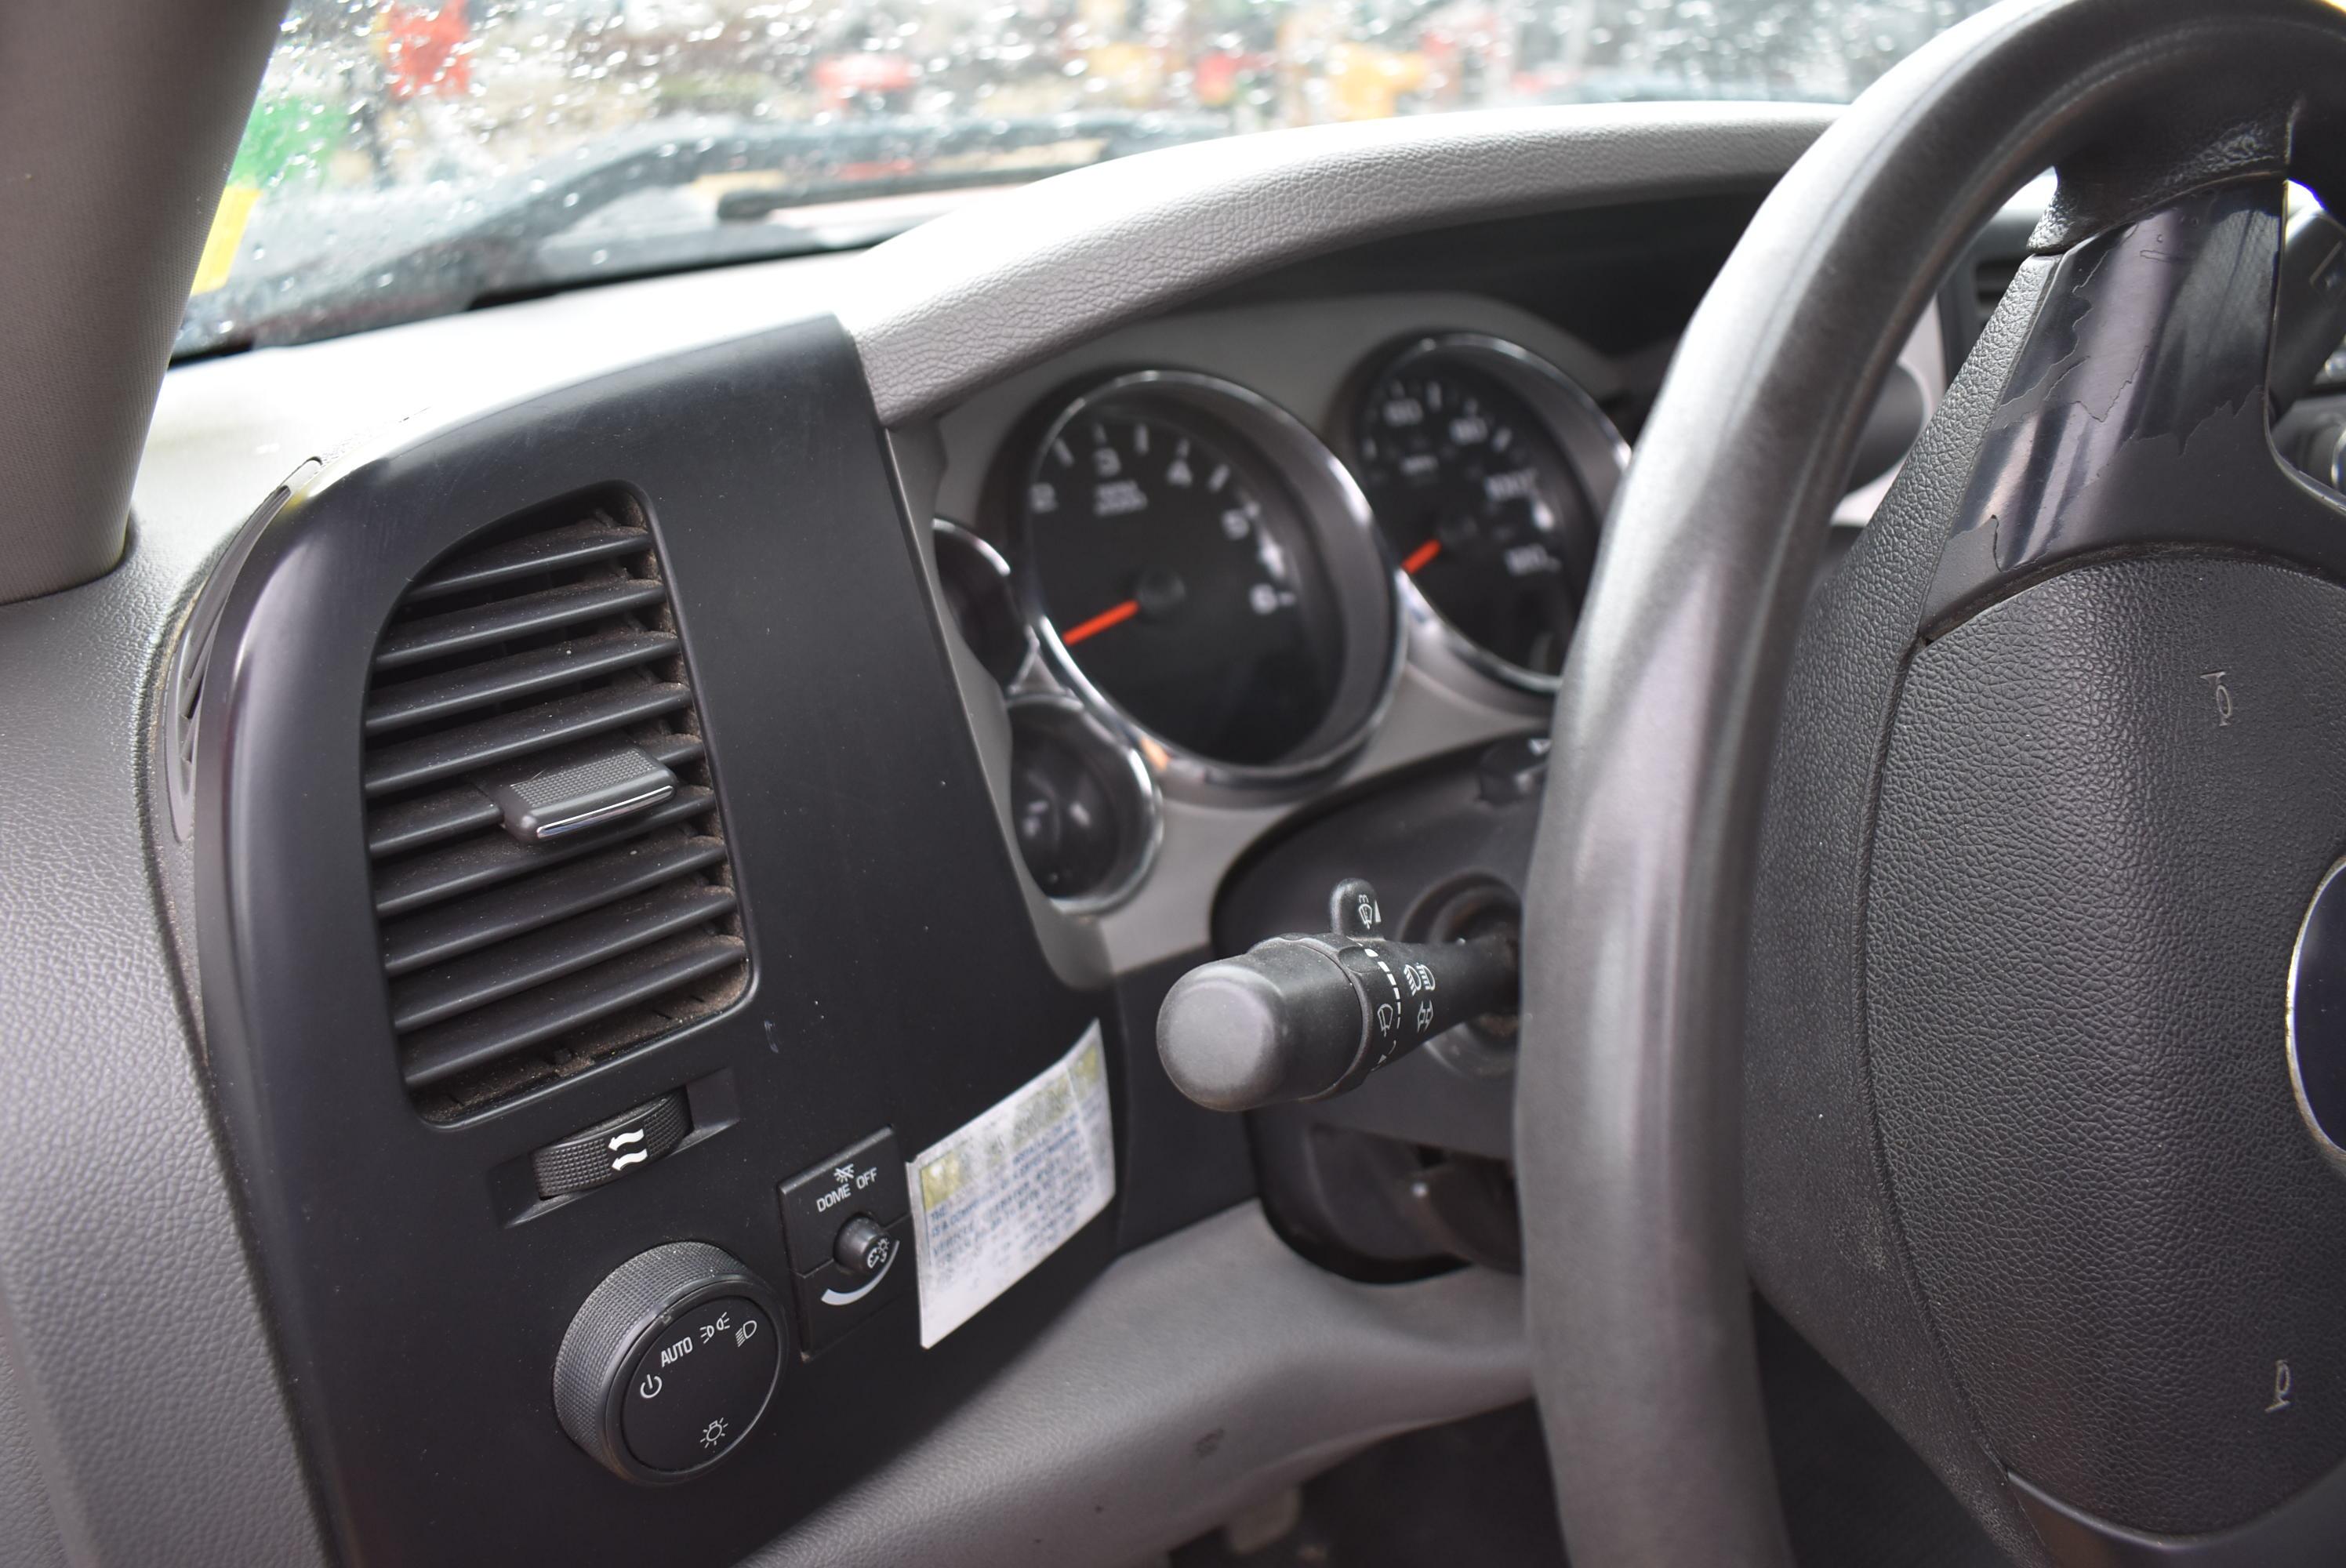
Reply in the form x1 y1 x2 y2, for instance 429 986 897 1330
1925 176 2346 630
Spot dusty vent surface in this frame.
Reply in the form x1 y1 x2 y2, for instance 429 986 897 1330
361 490 746 1120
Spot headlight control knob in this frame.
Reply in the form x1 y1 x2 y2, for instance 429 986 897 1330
552 1241 784 1484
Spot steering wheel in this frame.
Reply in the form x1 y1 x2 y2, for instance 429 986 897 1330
1518 1 2346 1563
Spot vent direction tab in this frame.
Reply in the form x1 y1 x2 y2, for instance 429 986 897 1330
488 746 677 844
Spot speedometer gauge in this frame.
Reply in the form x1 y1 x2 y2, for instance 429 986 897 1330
1349 336 1629 691
1029 406 1338 762
1007 372 1402 781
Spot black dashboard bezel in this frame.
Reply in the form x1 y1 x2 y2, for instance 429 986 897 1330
191 314 1122 1568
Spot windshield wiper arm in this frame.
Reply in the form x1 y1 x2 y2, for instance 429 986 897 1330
183 111 1231 355
714 162 1102 222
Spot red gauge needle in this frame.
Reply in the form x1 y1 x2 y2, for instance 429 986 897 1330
1062 597 1141 646
1402 539 1442 575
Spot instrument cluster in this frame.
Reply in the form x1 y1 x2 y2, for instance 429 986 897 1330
935 331 1629 913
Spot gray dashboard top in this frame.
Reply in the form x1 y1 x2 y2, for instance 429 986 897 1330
0 475 328 1568
0 103 1846 1568
136 103 1834 536
840 102 1836 424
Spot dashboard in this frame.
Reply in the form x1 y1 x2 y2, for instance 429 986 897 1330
18 16 2346 1557
5 103 2008 1568
919 288 1941 975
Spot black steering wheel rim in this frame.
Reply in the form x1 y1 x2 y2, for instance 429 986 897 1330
1516 2 2346 1563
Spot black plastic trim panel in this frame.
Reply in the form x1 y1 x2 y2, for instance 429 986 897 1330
192 315 1114 1568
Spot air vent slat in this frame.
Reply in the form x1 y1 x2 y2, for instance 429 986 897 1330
365 732 706 861
361 680 689 797
365 496 744 1118
390 883 740 1031
399 932 747 1091
372 577 667 673
403 517 650 604
366 788 503 859
380 830 728 975
373 789 717 918
365 628 680 736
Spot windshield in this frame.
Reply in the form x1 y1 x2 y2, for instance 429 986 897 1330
181 1 1994 356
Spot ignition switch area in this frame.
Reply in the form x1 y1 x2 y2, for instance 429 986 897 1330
1411 879 1524 1066
1200 736 1544 1277
1157 876 1520 1112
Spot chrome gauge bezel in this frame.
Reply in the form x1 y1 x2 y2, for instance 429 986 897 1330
1345 332 1632 695
1004 369 1406 792
930 517 1038 688
1003 691 1164 916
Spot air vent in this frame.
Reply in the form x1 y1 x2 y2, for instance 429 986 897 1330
362 489 746 1120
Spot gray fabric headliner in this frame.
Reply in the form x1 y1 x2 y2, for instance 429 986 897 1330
0 103 1843 1566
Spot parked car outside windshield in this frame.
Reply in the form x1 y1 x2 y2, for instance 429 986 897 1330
182 0 1998 356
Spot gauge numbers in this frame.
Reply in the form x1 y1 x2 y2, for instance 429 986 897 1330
1024 403 1345 767
1353 346 1606 684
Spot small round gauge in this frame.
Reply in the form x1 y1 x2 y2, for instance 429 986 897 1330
1009 372 1400 779
1005 694 1159 912
1349 336 1628 690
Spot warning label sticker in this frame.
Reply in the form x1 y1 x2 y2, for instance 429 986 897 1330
907 1021 1114 1348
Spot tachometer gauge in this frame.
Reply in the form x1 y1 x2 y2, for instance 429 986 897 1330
1349 336 1629 691
1007 372 1401 781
